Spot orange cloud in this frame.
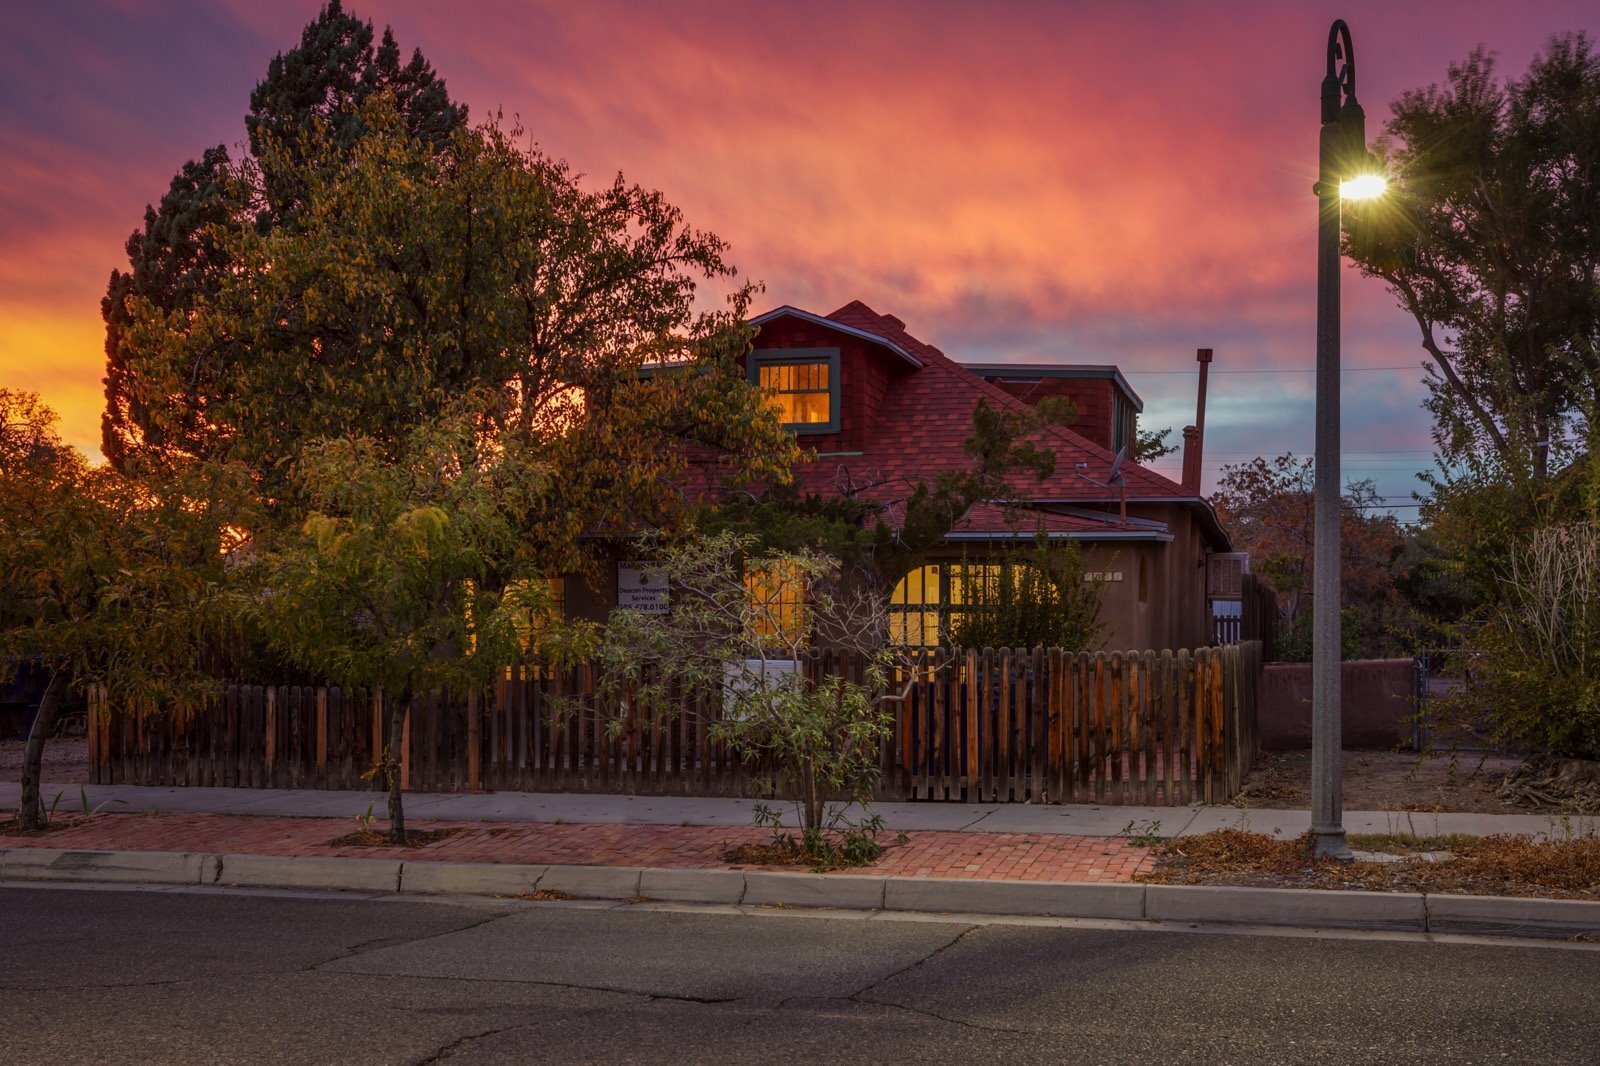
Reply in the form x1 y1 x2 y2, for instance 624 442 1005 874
5 0 1598 502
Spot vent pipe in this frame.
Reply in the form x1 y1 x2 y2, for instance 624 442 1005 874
1180 348 1213 492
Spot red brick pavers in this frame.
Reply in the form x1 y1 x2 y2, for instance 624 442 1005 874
0 812 1153 882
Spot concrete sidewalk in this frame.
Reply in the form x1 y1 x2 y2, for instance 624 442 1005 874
4 778 1593 840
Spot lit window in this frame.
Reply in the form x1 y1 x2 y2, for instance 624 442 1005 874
888 563 1036 647
888 564 944 648
743 561 808 646
749 348 840 434
760 361 832 424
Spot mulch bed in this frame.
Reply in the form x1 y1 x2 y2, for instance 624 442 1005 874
324 826 463 848
721 839 814 867
0 813 97 837
1140 828 1600 900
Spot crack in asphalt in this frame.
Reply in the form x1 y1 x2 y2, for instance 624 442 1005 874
842 924 980 1000
851 994 1041 1036
322 965 742 1005
317 909 520 967
411 1022 539 1065
834 924 1048 1036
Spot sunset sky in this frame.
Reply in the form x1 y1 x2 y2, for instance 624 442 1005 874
4 1 1599 508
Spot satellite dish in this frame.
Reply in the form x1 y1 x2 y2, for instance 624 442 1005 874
1108 446 1127 485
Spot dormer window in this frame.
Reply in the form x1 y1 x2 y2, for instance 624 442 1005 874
750 348 840 434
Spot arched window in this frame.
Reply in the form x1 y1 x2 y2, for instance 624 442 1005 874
888 563 1025 647
888 564 943 647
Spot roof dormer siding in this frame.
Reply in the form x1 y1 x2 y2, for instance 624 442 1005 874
747 319 903 454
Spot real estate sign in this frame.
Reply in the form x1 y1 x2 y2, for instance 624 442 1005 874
617 561 668 614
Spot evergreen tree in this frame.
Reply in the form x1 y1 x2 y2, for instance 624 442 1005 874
101 1 465 472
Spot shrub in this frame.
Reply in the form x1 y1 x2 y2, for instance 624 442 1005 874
1463 524 1600 759
944 535 1102 651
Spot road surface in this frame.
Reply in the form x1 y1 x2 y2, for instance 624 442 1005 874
3 885 1597 1063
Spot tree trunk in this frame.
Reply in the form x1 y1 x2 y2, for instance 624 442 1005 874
386 691 410 845
18 667 72 833
802 763 823 838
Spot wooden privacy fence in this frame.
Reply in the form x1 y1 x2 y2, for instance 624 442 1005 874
88 642 1262 806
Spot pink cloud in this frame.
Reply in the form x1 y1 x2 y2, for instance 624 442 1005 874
4 0 1597 497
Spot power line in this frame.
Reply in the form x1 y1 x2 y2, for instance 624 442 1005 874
1125 365 1422 375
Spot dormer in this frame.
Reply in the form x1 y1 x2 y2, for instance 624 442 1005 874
960 363 1144 455
746 305 924 451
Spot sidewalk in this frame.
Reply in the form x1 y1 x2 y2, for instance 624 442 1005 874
3 778 1593 839
6 777 1600 940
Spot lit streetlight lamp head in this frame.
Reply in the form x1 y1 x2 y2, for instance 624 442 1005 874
1339 173 1387 200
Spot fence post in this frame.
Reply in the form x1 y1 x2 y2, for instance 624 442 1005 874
315 688 328 779
467 688 481 790
264 688 276 779
400 707 412 792
371 689 383 784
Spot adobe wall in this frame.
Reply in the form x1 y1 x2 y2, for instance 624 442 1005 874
1259 659 1416 750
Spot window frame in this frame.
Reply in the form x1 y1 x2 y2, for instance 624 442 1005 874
748 347 841 435
742 559 810 647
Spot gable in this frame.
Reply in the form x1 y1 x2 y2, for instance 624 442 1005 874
744 300 1229 552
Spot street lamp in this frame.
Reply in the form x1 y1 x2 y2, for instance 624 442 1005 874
1312 19 1385 861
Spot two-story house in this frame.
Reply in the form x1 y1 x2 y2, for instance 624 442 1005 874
564 300 1232 652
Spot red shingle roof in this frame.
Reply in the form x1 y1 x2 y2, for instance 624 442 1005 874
784 300 1195 508
948 502 1174 541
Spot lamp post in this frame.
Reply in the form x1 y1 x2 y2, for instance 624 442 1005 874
1312 19 1384 861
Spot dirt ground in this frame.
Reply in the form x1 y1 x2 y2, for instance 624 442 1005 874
1235 748 1528 814
0 738 91 782
1140 828 1600 900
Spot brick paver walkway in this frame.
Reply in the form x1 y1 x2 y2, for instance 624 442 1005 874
1 812 1154 882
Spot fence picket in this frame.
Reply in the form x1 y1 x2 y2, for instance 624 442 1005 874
85 644 1262 807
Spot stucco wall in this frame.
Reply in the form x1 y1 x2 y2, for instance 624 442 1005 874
1259 658 1416 750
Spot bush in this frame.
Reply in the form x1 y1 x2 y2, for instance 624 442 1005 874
595 533 900 853
1460 524 1600 759
944 535 1102 651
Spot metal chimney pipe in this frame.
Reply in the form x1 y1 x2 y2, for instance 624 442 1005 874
1181 348 1213 493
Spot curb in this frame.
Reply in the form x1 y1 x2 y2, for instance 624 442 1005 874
5 847 1600 941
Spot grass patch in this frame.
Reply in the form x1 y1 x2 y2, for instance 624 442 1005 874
1348 833 1477 854
1140 829 1600 899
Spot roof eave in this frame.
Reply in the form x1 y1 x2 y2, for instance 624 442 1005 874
958 362 1145 413
749 306 924 369
1026 495 1233 552
943 530 1175 543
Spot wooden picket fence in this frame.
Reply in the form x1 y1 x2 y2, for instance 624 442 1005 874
87 642 1261 806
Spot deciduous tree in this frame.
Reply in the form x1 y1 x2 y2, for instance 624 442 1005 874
596 533 899 858
1347 32 1600 485
244 414 564 844
116 97 796 537
1211 453 1407 659
1 391 240 831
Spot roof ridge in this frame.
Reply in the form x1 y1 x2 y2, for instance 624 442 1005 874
793 301 1191 499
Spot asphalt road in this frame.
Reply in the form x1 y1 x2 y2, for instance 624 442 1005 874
3 886 1599 1064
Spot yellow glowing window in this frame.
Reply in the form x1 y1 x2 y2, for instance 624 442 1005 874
750 348 839 433
744 561 809 646
759 362 831 424
888 563 1034 647
888 564 943 648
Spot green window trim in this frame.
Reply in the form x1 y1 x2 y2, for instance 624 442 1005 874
749 347 841 435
